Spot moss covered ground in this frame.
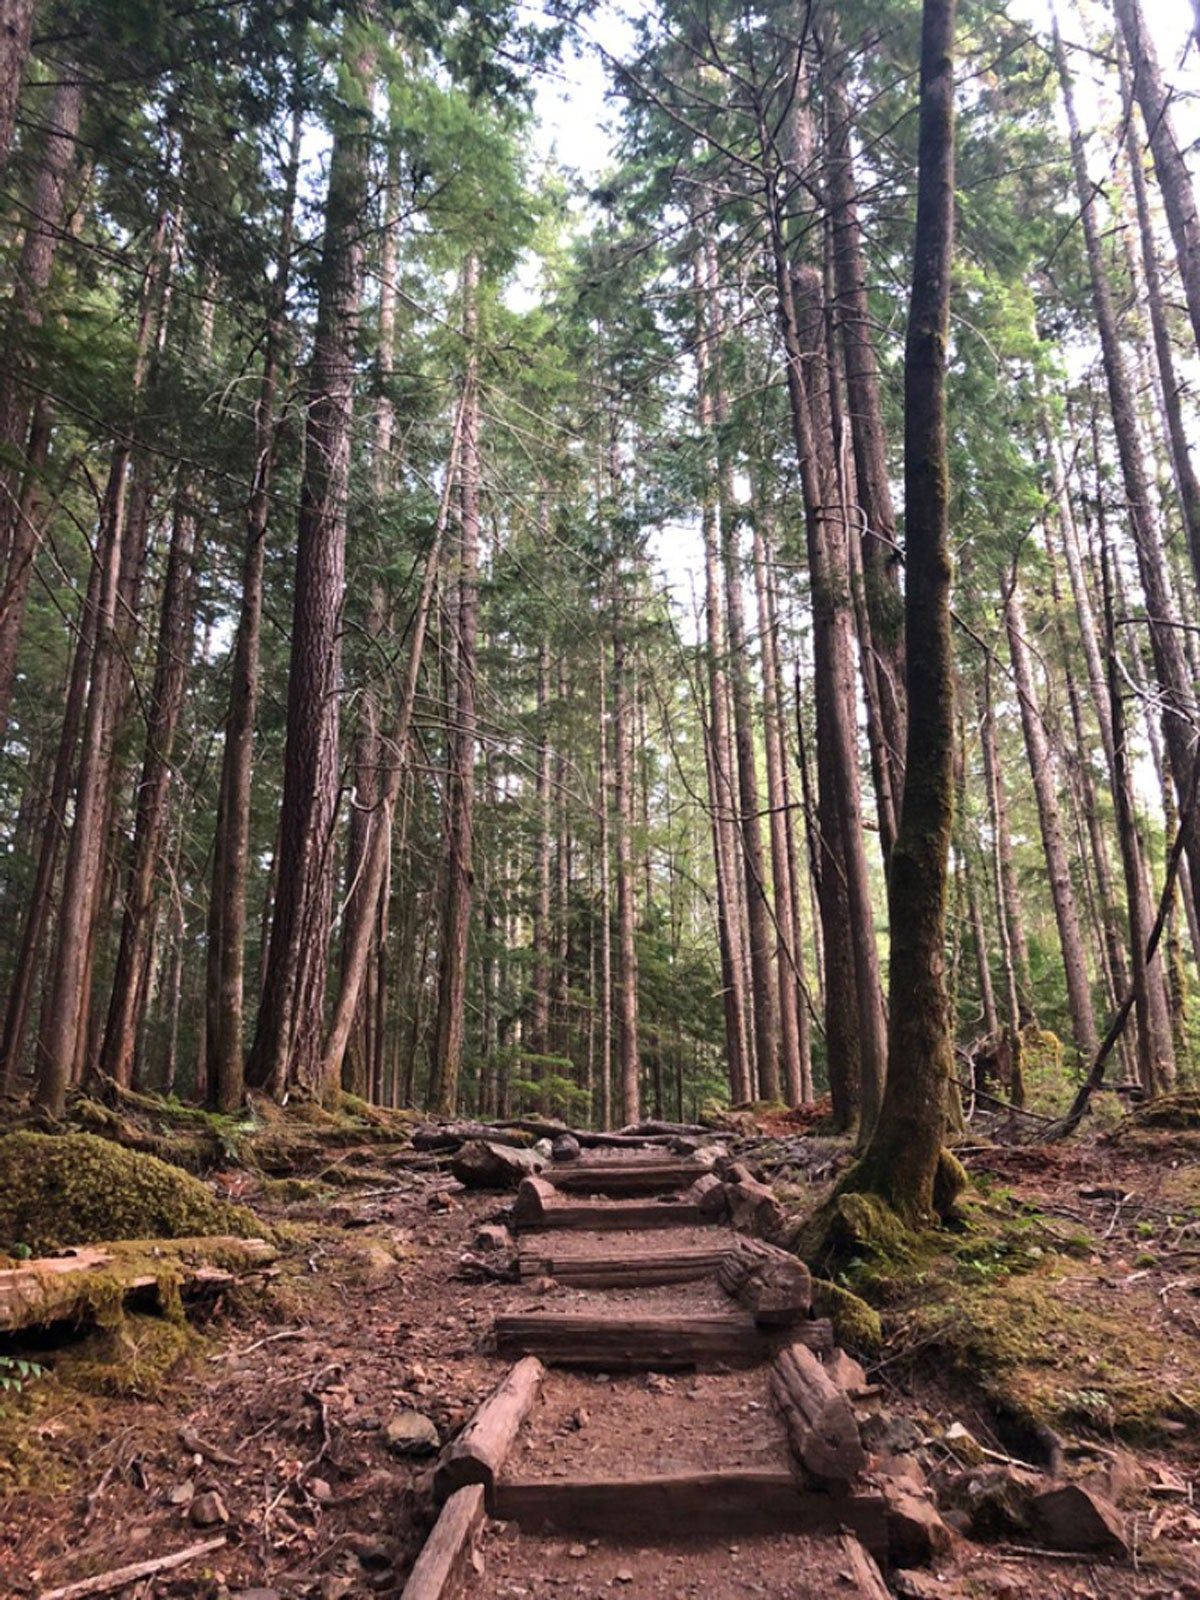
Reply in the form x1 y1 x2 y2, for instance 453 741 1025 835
0 1132 263 1253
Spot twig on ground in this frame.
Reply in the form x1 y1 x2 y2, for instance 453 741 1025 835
37 1536 227 1599
210 1327 308 1362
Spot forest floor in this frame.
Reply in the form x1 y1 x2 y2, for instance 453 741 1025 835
1 1104 1199 1598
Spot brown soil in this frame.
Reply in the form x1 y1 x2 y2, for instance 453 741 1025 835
507 1368 787 1479
454 1526 852 1599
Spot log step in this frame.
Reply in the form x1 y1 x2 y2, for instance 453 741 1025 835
517 1245 728 1288
545 1160 712 1198
513 1178 710 1232
492 1470 887 1554
494 1311 832 1371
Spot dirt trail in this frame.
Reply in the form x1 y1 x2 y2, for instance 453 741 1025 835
3 1133 1198 1599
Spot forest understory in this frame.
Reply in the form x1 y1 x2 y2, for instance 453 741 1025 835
1 1092 1198 1599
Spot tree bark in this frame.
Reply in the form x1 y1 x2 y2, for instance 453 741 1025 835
854 0 958 1217
247 14 376 1098
612 561 641 1125
820 24 906 843
0 0 33 174
1004 572 1099 1064
1056 21 1200 945
207 85 302 1111
1112 0 1200 365
33 209 171 1116
99 473 198 1087
1118 39 1200 596
429 254 481 1116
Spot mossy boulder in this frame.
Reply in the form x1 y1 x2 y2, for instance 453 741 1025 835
0 1132 263 1253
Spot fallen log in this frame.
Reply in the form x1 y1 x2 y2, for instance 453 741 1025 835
450 1139 544 1190
399 1483 485 1600
511 1178 709 1231
717 1236 812 1324
0 1237 278 1334
494 1310 831 1370
770 1341 867 1485
434 1356 545 1503
492 1470 887 1553
618 1120 710 1138
518 1244 728 1288
546 1158 713 1198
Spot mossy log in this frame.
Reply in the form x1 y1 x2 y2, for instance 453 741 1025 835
0 1236 277 1332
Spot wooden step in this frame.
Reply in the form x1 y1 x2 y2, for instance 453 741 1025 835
545 1159 712 1198
513 1177 709 1232
492 1469 887 1553
494 1310 833 1370
517 1244 729 1288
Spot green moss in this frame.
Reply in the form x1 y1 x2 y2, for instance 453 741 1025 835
811 1278 882 1353
1129 1091 1200 1130
910 1262 1200 1441
261 1176 326 1204
55 1313 195 1399
791 1190 910 1269
0 1132 263 1252
933 1149 968 1218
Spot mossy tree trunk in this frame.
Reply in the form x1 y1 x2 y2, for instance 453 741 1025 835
848 0 957 1218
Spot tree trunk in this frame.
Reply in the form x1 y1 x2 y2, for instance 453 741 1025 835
751 503 804 1105
705 236 780 1101
771 236 886 1136
0 0 33 174
854 0 958 1218
821 25 906 842
612 566 640 1125
247 15 376 1098
33 210 171 1116
1112 0 1200 366
99 473 198 1087
323 388 466 1086
1004 572 1099 1065
1056 20 1200 945
429 254 481 1116
1116 38 1200 595
208 86 302 1111
597 643 614 1127
0 554 100 1091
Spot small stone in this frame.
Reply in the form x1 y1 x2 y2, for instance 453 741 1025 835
614 1572 633 1585
824 1348 868 1394
383 1409 439 1456
1031 1482 1128 1556
168 1478 195 1506
883 1486 953 1567
474 1223 512 1252
533 1138 555 1159
309 1476 333 1500
568 1544 587 1559
189 1490 229 1527
551 1134 582 1162
567 1408 589 1430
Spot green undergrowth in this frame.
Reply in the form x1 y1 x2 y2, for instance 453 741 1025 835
0 1132 264 1253
816 1184 1200 1442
